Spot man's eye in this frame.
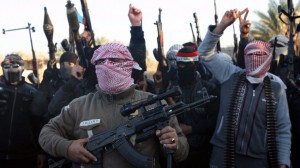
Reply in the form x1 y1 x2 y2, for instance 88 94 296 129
110 58 124 62
247 53 263 56
12 64 20 68
3 64 11 69
96 59 105 65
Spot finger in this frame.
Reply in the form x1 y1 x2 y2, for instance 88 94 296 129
79 137 89 145
131 4 135 10
158 132 176 142
80 148 97 162
129 3 132 10
78 154 92 163
163 143 177 150
239 14 243 22
238 8 248 17
244 9 249 21
233 9 239 18
160 136 176 144
156 130 161 136
157 127 176 139
76 59 80 66
159 126 175 134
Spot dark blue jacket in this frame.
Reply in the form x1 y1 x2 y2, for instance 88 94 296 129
0 76 47 160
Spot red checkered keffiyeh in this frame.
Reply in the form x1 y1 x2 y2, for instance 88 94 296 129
91 43 139 94
244 40 272 78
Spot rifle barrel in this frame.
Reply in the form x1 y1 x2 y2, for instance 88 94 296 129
190 23 196 44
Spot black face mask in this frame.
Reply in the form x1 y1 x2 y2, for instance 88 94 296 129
3 63 23 85
5 71 21 84
177 64 197 87
168 65 178 83
59 66 72 81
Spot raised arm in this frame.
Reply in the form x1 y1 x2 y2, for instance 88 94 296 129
236 8 255 68
128 4 146 71
198 9 245 83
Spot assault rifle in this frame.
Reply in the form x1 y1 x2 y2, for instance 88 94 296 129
43 7 57 68
153 8 170 90
193 12 202 46
86 86 217 168
66 0 88 69
214 0 221 52
80 0 95 47
278 0 300 80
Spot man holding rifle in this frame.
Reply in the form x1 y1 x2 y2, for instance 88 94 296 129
39 42 189 168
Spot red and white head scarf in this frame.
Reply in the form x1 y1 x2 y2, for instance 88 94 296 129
244 40 272 83
91 43 139 94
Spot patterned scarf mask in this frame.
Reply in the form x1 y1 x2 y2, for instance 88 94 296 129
91 43 139 94
244 40 272 83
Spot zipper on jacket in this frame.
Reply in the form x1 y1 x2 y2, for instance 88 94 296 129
109 95 116 168
6 87 18 160
240 88 255 151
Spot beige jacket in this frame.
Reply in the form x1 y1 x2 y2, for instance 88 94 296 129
39 85 188 168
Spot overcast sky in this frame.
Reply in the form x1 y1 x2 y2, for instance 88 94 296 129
0 0 270 59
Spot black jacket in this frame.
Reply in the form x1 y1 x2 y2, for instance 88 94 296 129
48 76 96 118
177 73 220 151
0 76 47 160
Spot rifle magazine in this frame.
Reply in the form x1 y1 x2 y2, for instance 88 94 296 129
113 136 154 168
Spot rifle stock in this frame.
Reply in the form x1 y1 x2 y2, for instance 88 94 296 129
85 87 217 168
80 0 95 47
154 8 169 90
66 0 88 69
28 23 39 83
43 7 56 67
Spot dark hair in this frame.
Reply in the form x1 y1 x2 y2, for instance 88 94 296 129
1 54 24 67
60 52 78 64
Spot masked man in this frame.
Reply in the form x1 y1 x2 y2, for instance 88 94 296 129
199 9 291 168
39 51 78 107
0 54 47 168
174 46 220 168
39 43 189 168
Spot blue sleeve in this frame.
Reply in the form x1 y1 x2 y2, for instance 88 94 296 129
276 87 291 167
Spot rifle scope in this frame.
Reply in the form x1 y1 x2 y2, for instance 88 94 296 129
120 86 182 117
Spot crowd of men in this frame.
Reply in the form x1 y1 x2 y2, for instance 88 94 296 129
0 4 299 168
